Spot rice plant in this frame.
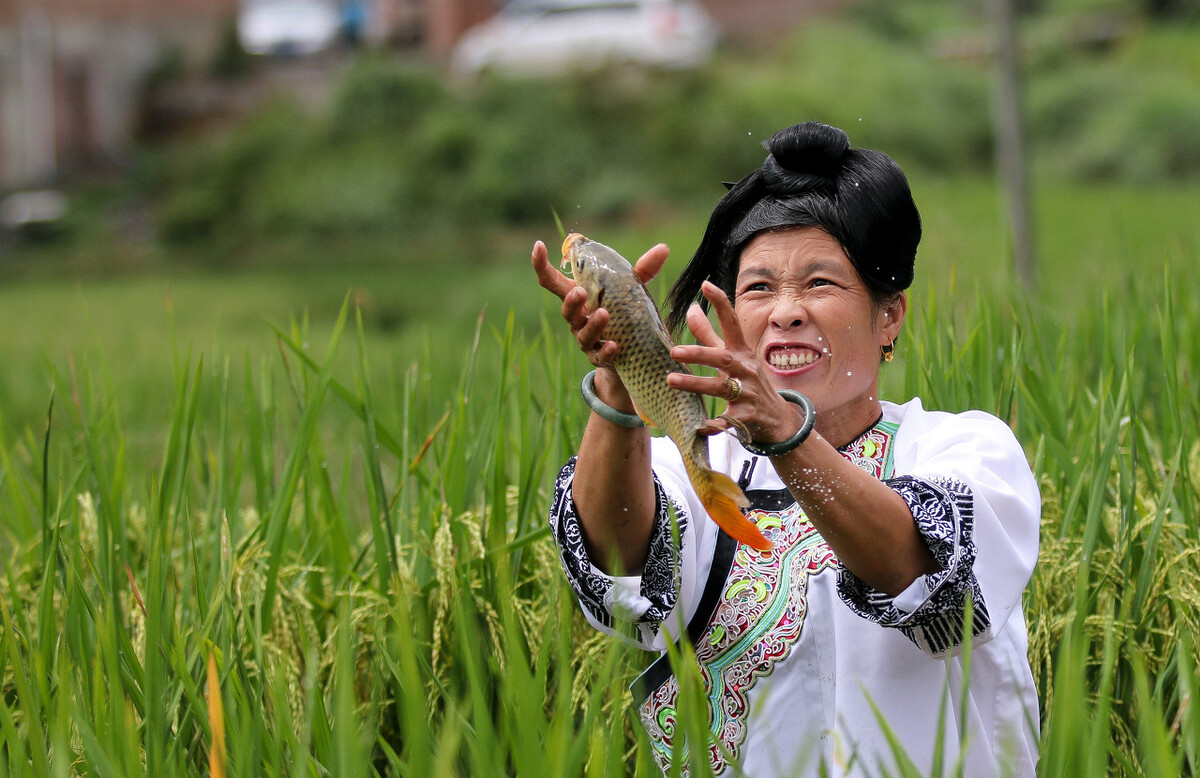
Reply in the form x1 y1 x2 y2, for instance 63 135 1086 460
2 252 1199 776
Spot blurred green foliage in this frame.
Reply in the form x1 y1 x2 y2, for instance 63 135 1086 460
136 11 1200 263
3 5 1197 276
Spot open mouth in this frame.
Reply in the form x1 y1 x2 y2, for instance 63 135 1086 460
766 346 820 371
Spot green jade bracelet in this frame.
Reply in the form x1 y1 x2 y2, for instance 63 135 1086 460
581 370 816 456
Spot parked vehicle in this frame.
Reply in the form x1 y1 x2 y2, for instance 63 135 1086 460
238 0 342 56
451 0 719 77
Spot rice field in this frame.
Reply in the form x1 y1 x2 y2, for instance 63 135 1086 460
2 180 1200 776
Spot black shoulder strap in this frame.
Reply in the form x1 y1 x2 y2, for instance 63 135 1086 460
631 457 756 703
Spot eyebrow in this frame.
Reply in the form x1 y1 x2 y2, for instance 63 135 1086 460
736 260 848 282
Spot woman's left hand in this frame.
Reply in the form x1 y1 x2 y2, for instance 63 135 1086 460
667 281 803 446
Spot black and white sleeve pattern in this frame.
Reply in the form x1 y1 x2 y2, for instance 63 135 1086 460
548 457 685 644
837 475 990 657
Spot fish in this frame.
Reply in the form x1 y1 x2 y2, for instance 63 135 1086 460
561 233 771 551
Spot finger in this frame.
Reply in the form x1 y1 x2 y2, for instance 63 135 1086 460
532 240 576 299
576 305 610 347
561 286 593 330
570 302 619 366
591 340 620 367
667 371 738 399
696 416 731 437
684 302 724 349
700 281 746 351
671 343 735 373
632 243 670 285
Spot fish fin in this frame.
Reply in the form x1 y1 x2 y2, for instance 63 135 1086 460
692 465 771 551
632 401 657 429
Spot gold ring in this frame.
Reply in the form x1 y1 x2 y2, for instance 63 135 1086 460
726 377 743 402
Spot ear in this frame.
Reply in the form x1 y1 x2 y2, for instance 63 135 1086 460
878 292 907 345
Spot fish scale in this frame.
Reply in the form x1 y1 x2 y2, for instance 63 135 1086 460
562 233 771 551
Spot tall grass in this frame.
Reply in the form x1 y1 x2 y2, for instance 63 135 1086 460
2 256 1200 775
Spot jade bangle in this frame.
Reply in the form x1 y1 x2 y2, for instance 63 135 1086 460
742 390 815 457
581 370 645 428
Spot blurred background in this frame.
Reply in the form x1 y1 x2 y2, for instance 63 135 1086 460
1 0 1199 450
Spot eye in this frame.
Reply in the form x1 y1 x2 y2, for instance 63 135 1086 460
811 278 833 288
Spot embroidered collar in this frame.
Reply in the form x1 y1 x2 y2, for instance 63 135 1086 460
839 415 900 481
835 411 886 453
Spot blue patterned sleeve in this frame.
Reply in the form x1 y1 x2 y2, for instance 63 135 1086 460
548 457 686 647
837 475 990 657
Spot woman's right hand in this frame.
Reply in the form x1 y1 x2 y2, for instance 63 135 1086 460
532 239 668 573
530 238 670 373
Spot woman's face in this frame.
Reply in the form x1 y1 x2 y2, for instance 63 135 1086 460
733 227 905 443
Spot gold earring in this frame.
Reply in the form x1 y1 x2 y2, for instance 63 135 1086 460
882 342 895 362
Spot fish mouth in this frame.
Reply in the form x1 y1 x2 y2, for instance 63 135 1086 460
561 232 586 274
765 344 822 372
562 233 585 256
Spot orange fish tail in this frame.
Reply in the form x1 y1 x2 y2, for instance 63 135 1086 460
686 456 771 551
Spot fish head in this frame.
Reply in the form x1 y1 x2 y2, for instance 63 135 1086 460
560 233 588 278
561 232 606 302
561 232 630 280
561 233 637 310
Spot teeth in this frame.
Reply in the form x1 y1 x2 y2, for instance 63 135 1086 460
769 349 818 368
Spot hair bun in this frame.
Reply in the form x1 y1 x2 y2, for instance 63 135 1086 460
761 122 850 195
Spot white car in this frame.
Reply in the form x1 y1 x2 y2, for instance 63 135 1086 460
238 0 342 56
451 0 719 77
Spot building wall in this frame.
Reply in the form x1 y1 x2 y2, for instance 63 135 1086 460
424 0 493 60
0 0 237 24
0 15 57 187
0 2 236 189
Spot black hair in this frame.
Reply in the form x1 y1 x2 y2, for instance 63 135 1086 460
664 121 921 335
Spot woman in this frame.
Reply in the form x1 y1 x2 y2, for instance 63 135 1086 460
531 121 1040 777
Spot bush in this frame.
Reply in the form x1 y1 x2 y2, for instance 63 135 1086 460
328 58 447 137
144 18 1200 262
761 21 994 173
1027 61 1200 181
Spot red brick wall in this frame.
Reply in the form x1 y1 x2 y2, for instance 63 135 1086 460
425 0 494 60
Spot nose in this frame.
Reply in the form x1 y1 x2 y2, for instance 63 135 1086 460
768 294 807 329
